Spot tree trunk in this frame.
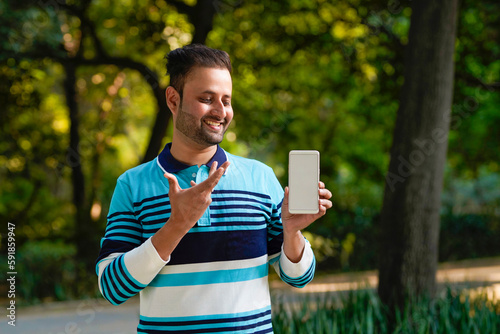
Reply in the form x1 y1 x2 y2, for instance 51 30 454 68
377 0 459 311
64 61 96 271
140 80 170 163
140 0 217 163
191 0 217 45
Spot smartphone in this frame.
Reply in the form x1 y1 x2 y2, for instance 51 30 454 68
288 150 320 214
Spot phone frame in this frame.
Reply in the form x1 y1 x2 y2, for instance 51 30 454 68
288 150 320 214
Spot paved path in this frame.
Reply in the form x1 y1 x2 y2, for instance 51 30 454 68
1 297 140 334
2 258 499 334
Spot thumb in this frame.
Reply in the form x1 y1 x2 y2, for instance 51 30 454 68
282 187 291 218
164 172 180 193
283 187 290 207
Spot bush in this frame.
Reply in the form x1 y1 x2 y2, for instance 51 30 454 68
16 240 77 303
439 214 500 262
309 212 500 273
272 288 500 333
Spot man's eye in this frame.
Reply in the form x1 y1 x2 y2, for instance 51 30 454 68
200 98 212 103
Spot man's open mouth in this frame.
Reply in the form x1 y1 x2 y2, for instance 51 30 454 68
204 119 223 129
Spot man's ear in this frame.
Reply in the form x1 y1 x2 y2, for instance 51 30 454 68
166 86 180 114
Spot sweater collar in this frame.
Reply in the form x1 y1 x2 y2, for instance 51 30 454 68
157 143 228 173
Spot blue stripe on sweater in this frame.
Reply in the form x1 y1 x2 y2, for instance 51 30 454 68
149 263 268 287
100 255 146 305
278 256 316 288
138 307 273 333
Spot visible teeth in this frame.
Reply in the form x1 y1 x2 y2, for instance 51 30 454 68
205 120 221 126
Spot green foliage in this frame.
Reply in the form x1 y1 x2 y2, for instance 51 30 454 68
209 0 500 276
439 167 500 262
16 240 78 303
0 59 74 244
272 288 500 333
0 1 64 59
439 214 499 262
0 0 499 303
450 0 500 176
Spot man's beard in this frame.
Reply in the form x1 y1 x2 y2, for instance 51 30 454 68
175 104 228 147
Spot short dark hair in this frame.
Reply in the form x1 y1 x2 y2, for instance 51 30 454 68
165 44 232 97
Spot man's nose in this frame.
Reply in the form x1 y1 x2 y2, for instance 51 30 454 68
211 99 226 118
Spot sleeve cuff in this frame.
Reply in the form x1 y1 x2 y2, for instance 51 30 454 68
123 237 169 285
279 239 314 278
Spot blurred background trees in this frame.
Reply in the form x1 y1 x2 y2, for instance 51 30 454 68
0 0 499 304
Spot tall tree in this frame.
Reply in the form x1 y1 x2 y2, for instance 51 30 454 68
2 0 220 272
378 0 459 310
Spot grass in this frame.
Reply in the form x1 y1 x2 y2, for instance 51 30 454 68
272 287 500 333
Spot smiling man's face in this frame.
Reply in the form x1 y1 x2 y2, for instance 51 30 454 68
173 66 233 148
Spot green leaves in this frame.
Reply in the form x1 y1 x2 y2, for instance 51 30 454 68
1 0 499 303
271 288 500 333
0 0 64 60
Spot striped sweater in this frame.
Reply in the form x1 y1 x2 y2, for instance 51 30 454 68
96 144 316 333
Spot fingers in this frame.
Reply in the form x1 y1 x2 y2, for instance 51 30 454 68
208 160 218 177
319 188 332 200
164 172 181 192
165 161 230 195
318 181 332 200
185 162 218 188
319 198 333 209
318 182 333 214
197 161 230 193
318 181 332 214
219 160 230 171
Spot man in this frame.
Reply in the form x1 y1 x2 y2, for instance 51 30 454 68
96 44 332 333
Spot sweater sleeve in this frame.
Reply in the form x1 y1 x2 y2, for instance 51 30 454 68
264 165 316 288
97 238 168 305
96 177 168 305
273 239 316 288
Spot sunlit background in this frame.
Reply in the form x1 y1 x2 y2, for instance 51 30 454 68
0 0 498 316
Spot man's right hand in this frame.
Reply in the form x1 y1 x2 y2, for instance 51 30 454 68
164 160 230 233
151 161 230 261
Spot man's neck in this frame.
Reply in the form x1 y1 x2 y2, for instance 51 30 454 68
170 137 218 167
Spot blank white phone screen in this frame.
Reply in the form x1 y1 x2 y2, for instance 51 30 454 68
288 150 319 214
